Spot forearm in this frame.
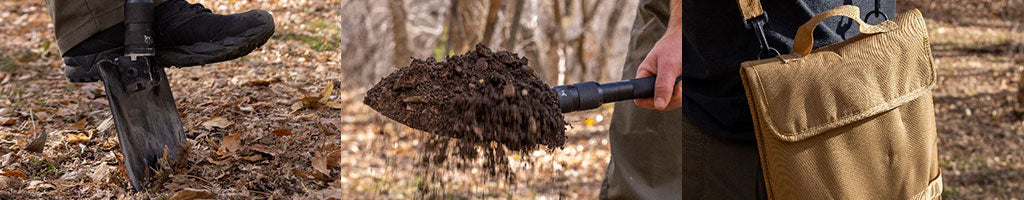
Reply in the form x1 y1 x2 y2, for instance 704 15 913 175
666 0 682 36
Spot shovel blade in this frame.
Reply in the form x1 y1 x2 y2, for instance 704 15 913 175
97 61 186 191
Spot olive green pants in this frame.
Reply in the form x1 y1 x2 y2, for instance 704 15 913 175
599 0 765 199
44 0 168 53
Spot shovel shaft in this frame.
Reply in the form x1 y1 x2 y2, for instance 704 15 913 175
552 76 682 113
125 0 155 56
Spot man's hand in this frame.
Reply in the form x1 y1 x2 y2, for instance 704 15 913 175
634 30 682 111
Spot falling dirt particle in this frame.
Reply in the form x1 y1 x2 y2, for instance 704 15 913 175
202 117 233 130
529 117 538 134
272 129 292 137
168 188 216 200
502 84 515 98
0 170 27 179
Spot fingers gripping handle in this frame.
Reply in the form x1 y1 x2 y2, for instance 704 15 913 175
792 5 898 56
552 76 683 113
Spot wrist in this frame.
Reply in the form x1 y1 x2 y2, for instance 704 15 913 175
661 25 682 40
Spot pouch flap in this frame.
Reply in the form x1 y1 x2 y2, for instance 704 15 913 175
740 9 934 142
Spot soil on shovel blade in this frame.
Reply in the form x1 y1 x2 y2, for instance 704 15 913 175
364 44 566 178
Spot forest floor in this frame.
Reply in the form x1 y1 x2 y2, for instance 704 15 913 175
0 0 1021 199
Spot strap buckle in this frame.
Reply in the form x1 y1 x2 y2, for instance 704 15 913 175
745 14 780 59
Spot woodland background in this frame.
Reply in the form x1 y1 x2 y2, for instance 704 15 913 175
0 0 1021 199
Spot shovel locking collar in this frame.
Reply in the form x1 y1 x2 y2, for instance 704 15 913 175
96 0 186 191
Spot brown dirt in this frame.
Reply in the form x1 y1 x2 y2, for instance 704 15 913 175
364 44 566 178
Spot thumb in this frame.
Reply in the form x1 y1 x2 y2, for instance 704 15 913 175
653 59 680 110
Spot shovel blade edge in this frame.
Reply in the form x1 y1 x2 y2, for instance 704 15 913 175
97 62 186 191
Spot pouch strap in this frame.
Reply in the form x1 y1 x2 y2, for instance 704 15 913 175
736 0 779 59
736 0 764 20
792 5 898 56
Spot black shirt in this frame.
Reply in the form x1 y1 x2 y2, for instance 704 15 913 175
681 0 895 141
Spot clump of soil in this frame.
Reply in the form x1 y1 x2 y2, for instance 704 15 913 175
364 44 566 177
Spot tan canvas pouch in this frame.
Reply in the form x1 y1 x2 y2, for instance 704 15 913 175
736 3 943 200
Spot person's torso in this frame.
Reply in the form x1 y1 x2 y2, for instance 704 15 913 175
680 0 896 141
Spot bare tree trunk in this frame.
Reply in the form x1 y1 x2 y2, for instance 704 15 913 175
504 0 525 51
571 0 602 83
481 0 503 47
445 0 459 57
597 0 625 82
388 0 411 67
548 0 565 84
448 0 487 54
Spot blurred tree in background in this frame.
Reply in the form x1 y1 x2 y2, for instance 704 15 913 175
340 0 638 87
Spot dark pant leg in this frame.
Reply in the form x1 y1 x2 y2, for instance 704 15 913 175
600 0 680 199
44 0 169 53
600 0 765 199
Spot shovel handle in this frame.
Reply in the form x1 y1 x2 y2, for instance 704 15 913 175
552 76 682 113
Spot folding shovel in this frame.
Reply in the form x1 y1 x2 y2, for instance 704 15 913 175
95 0 186 191
552 76 683 113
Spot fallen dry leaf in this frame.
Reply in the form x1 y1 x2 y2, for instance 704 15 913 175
316 120 341 135
0 170 27 179
290 102 306 112
292 169 331 182
326 149 342 168
324 101 344 109
169 188 215 200
319 81 335 103
311 152 329 175
219 133 241 155
240 154 263 162
96 117 114 133
65 132 90 144
23 130 47 152
202 117 232 130
292 82 345 112
70 118 87 130
272 129 292 136
241 76 282 87
0 117 15 126
33 112 48 121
